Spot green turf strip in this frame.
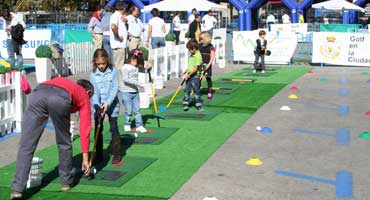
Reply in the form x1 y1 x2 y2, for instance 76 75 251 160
161 106 223 121
43 156 157 187
223 67 312 84
0 187 166 200
102 127 180 145
0 67 310 199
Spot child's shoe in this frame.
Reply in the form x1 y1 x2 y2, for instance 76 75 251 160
136 126 147 133
124 125 131 132
207 93 213 99
183 106 189 111
196 106 205 112
10 191 22 199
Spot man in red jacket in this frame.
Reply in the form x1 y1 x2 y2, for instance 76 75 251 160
10 78 93 199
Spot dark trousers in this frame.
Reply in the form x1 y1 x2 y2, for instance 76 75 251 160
254 52 265 70
183 75 202 107
12 85 72 192
206 77 212 93
174 31 180 45
93 113 119 158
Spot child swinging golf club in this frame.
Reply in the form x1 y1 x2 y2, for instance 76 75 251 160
183 39 204 112
90 49 123 166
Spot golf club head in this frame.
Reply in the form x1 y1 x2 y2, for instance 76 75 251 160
159 105 167 112
85 167 97 180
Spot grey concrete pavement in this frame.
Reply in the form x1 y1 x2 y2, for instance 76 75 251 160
170 67 370 200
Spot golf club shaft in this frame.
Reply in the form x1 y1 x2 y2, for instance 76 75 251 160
148 70 158 113
166 79 185 108
150 83 158 113
89 113 105 167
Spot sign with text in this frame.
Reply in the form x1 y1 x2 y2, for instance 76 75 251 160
232 31 297 64
312 32 370 66
270 23 309 42
0 29 51 59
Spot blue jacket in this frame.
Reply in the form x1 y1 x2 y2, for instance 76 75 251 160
90 66 119 115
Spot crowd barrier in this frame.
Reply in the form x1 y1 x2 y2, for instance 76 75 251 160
0 71 24 137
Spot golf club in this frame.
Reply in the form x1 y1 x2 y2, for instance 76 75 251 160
160 79 186 111
88 110 105 178
148 69 158 113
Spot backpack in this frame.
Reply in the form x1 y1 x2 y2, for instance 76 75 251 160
11 24 26 45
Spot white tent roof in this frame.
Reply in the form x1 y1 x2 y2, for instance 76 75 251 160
143 0 227 12
312 0 365 12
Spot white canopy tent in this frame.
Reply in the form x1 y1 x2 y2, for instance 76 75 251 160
312 0 365 12
142 0 227 12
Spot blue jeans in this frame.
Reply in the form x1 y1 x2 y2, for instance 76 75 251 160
121 92 143 127
151 37 165 49
7 39 23 68
183 75 202 107
103 35 113 61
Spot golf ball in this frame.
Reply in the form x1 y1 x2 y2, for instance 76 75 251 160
134 133 138 138
256 126 262 131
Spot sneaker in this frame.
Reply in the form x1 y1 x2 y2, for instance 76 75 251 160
183 106 189 111
136 126 147 133
207 93 213 99
261 70 265 73
197 106 205 112
253 69 256 73
124 125 131 132
61 184 73 192
10 191 22 199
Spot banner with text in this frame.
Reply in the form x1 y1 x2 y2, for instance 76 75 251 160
312 32 370 66
270 23 309 42
232 31 297 64
0 29 51 59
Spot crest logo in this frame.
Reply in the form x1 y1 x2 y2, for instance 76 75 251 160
320 35 340 60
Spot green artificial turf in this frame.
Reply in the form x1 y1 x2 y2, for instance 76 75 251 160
0 66 310 199
223 67 312 84
161 106 223 121
0 187 166 200
43 156 157 187
103 127 180 145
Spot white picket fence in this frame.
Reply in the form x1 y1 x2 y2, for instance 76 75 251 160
63 42 94 75
0 71 23 136
150 43 189 89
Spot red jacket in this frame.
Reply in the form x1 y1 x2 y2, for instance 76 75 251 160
43 78 91 153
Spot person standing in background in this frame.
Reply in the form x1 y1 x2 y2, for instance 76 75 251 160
189 14 201 42
282 11 291 24
110 2 128 69
147 8 166 49
188 8 197 25
173 12 181 45
266 13 276 31
88 5 104 50
126 6 144 51
101 6 115 59
2 8 26 68
298 11 305 23
201 10 217 37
